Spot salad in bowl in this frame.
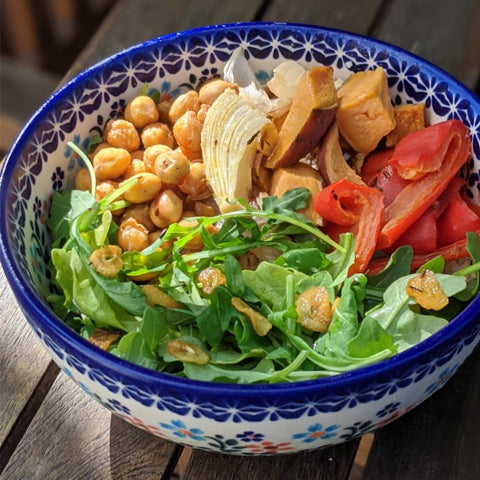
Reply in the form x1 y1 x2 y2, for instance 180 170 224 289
1 23 479 454
47 47 480 384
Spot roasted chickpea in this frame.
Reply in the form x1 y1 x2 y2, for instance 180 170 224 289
104 119 140 152
157 98 174 124
96 180 119 201
178 218 218 251
194 200 217 217
117 217 150 251
143 144 172 172
122 204 156 231
173 111 202 160
148 230 163 245
122 158 148 178
178 162 208 196
154 150 190 185
196 103 210 124
149 189 183 228
93 147 131 180
75 168 92 191
124 95 159 128
122 172 162 204
140 122 175 149
177 218 203 250
89 141 110 160
168 90 200 124
198 79 237 105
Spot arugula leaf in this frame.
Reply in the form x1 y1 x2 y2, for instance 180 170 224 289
276 248 330 274
48 190 96 248
115 332 160 370
52 248 140 332
242 262 307 309
366 273 466 352
196 286 240 348
368 246 413 288
454 232 480 300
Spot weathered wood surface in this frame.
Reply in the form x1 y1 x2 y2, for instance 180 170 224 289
363 344 480 480
183 439 360 480
0 268 54 447
370 0 480 90
1 0 479 479
66 0 265 79
1 372 181 480
262 0 384 34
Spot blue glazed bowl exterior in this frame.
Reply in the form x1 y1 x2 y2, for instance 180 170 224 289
1 22 479 455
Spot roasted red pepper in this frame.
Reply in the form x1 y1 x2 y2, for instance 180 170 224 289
377 119 472 250
361 148 410 207
437 181 480 246
314 179 384 274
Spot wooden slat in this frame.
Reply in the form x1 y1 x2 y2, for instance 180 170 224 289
262 0 384 34
183 439 360 480
371 0 480 89
66 0 265 78
0 55 59 124
0 268 53 446
1 371 181 480
362 345 480 480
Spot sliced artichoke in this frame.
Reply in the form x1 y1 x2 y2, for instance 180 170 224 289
201 88 275 212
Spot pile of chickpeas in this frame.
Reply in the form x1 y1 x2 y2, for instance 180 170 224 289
75 79 238 254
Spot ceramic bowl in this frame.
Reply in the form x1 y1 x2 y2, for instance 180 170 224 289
1 22 479 455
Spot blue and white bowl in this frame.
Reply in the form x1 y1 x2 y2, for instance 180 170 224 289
1 23 479 455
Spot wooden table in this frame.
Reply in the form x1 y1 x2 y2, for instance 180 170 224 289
1 1 479 479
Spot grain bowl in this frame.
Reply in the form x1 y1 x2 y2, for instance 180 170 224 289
1 22 479 455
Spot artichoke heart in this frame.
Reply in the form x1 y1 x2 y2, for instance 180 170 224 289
201 88 275 212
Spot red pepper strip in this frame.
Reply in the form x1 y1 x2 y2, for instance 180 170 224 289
368 232 480 276
361 148 410 207
437 183 480 246
385 177 461 254
315 179 384 274
462 191 480 218
388 120 462 181
377 119 472 250
387 206 439 254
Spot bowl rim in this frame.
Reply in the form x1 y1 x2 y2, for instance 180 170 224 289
1 21 479 396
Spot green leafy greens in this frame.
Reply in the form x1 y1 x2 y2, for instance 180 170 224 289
47 157 480 383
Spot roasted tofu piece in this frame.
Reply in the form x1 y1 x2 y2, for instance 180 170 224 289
317 122 366 186
337 67 395 153
265 66 337 169
386 103 425 147
270 163 324 225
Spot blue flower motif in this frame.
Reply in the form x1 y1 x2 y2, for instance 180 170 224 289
159 419 204 441
425 365 459 395
292 423 339 443
105 398 131 415
87 367 120 393
236 431 264 443
376 402 401 418
64 134 90 171
51 167 64 191
340 420 374 440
